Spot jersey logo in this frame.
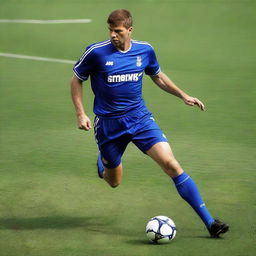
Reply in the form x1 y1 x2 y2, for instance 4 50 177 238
105 61 114 66
136 56 142 67
107 72 143 83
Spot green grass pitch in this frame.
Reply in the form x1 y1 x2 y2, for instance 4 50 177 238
0 0 255 255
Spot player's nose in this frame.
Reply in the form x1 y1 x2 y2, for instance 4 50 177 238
110 31 117 38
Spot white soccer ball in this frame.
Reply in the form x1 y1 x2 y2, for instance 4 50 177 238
146 216 176 244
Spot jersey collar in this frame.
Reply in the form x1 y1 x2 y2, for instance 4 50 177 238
116 40 132 53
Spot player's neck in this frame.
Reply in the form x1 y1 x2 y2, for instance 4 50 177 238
117 39 132 52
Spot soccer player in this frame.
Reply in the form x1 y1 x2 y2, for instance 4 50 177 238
70 9 229 238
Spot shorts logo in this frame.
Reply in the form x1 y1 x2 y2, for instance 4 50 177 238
105 61 114 66
107 72 143 83
136 56 142 67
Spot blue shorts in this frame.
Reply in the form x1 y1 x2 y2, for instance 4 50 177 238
94 109 168 168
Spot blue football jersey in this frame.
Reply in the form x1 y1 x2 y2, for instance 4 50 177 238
73 39 161 117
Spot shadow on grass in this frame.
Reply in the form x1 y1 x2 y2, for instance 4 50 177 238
196 235 227 240
126 239 157 245
0 216 108 231
0 216 138 238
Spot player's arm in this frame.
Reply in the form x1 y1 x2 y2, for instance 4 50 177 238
150 71 205 111
70 75 92 130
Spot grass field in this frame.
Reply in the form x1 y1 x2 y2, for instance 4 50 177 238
0 0 256 255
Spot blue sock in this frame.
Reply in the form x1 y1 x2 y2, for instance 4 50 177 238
172 172 214 227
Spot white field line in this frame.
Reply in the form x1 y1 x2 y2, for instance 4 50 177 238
0 19 92 24
0 52 75 64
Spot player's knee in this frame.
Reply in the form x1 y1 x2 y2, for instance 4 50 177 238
162 158 175 170
162 158 182 177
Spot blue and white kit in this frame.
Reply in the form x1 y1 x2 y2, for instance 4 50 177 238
73 39 168 168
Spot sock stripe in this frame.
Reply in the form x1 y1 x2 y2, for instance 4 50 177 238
174 175 190 186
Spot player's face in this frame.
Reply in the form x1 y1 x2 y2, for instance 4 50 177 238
108 25 132 50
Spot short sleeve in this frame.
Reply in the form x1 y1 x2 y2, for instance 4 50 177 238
73 46 95 81
145 47 161 76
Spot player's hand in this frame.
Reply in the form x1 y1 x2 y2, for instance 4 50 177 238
77 114 92 131
183 96 205 111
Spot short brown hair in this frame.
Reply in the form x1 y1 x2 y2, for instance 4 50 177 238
107 9 133 28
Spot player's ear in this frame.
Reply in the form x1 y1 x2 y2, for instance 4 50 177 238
128 27 133 34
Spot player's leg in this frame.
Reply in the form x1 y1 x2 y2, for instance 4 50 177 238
96 134 130 188
146 141 228 237
94 116 130 188
103 164 123 188
97 153 123 188
132 113 228 237
146 142 214 227
144 141 183 177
